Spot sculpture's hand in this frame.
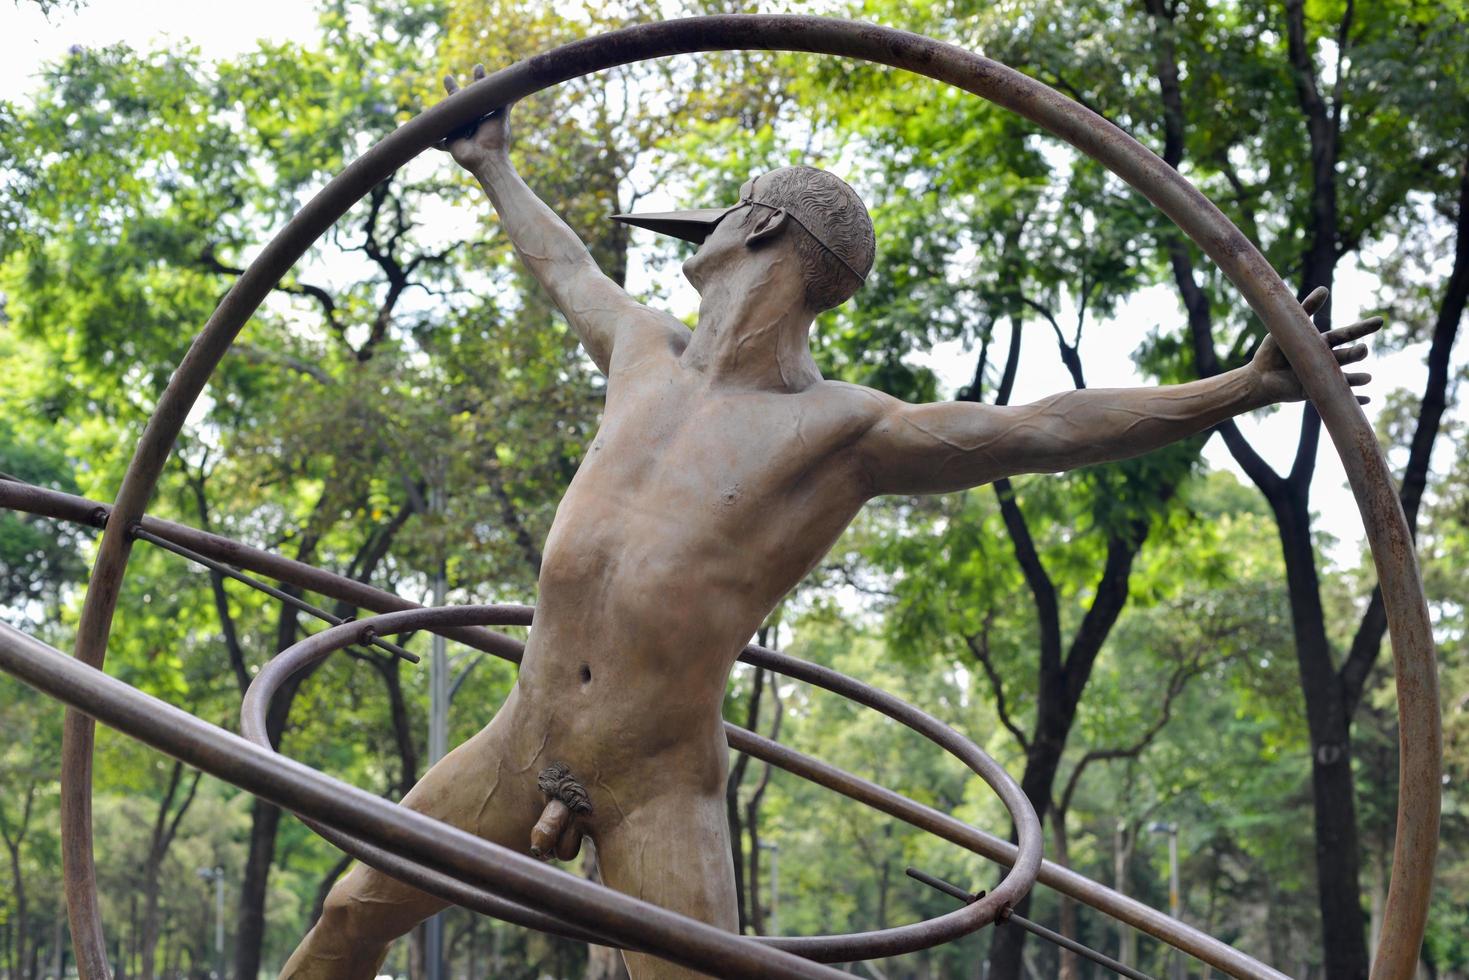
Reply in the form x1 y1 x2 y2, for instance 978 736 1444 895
1249 286 1382 406
439 64 510 172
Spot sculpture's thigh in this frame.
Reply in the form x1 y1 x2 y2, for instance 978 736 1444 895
279 708 547 979
593 789 739 980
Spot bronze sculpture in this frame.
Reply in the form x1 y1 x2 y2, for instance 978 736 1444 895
0 16 1437 980
279 66 1381 979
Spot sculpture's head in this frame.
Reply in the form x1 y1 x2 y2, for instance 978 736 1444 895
612 166 875 313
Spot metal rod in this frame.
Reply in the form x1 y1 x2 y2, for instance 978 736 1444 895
1005 912 1157 980
0 479 1287 979
904 867 979 905
905 867 1157 980
131 526 419 665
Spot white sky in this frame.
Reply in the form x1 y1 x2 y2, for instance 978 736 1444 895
0 1 320 96
3 0 1454 569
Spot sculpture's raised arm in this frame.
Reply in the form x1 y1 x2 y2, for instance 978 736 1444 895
441 67 687 375
856 288 1382 496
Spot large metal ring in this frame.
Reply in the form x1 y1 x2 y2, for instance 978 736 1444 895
237 605 1041 962
51 15 1439 980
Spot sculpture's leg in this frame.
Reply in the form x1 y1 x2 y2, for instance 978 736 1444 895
279 702 548 979
593 785 738 980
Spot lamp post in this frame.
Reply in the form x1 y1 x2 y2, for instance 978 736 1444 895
1147 822 1181 980
195 866 225 980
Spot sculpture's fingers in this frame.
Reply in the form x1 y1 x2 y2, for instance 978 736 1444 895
1345 371 1373 387
1301 285 1329 317
473 63 487 80
1334 343 1369 365
1358 395 1371 405
444 74 460 94
1324 316 1384 347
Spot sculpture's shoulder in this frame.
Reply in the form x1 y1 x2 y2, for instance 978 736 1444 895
800 379 896 426
788 379 896 450
604 307 693 377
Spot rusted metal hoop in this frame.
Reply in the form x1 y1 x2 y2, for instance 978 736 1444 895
237 605 1041 962
56 14 1439 980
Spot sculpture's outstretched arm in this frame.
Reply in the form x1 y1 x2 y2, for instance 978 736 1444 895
441 68 687 375
856 288 1381 496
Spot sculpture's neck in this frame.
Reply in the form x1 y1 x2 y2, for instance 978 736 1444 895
684 273 820 392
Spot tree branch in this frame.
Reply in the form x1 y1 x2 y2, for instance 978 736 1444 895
1143 0 1284 498
989 318 1063 673
965 618 1030 752
187 469 252 695
231 343 332 384
1061 527 1148 711
199 245 341 335
1341 146 1469 714
488 475 543 577
1057 650 1204 816
162 768 203 853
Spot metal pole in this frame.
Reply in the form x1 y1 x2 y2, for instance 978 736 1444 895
196 867 224 979
1168 829 1181 980
425 482 448 980
1148 823 1182 980
214 868 225 980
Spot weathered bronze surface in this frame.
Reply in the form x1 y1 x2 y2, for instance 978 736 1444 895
0 14 1437 980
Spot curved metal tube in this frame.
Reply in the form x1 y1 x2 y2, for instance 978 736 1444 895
55 15 1437 979
239 606 1041 962
0 478 1289 977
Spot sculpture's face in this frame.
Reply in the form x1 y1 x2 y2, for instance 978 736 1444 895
682 177 788 297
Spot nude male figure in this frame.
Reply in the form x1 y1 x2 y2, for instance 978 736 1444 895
281 66 1380 979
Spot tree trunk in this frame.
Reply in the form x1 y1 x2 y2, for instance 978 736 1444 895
52 913 66 980
235 627 311 980
1274 486 1369 978
138 864 163 980
234 796 283 980
1052 812 1079 980
4 839 26 980
1115 821 1137 967
987 530 1145 980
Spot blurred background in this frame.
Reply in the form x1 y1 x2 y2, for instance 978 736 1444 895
1 0 1466 977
